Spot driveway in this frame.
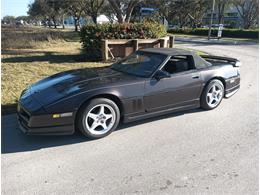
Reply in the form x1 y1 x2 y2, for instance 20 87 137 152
2 41 258 195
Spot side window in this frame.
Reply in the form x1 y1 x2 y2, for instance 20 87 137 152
194 54 212 69
162 55 195 74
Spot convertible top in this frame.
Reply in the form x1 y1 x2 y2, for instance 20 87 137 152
140 48 195 56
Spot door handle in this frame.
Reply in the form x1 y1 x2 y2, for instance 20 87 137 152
192 75 200 79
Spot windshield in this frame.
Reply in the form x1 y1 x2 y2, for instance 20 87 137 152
111 51 167 77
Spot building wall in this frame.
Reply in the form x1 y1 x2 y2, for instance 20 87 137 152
202 6 243 28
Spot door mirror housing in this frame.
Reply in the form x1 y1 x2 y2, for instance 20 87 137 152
153 70 171 80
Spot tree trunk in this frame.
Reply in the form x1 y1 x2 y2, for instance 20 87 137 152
53 18 57 29
218 3 225 25
74 17 78 32
48 19 51 28
125 7 134 23
62 14 65 29
179 18 183 28
116 13 124 23
91 14 98 24
43 19 47 27
108 0 124 23
125 0 141 23
243 18 251 29
218 14 224 24
78 20 81 29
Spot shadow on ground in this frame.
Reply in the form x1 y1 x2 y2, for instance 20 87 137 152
2 108 204 154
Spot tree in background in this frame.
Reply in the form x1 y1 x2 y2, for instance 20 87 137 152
46 0 64 28
232 0 259 29
216 0 231 25
187 0 211 28
16 16 30 23
107 0 143 23
28 0 63 28
2 16 16 25
64 0 86 31
28 0 105 30
28 0 48 23
85 0 105 24
101 1 116 22
141 0 171 21
28 0 84 30
168 0 195 28
26 0 259 29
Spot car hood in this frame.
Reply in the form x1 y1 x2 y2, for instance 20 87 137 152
20 67 140 108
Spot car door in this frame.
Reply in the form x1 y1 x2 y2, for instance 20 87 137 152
144 55 203 112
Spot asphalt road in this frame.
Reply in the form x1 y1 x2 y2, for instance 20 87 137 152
2 40 259 195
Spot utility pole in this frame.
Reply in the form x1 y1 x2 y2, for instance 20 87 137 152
208 0 215 40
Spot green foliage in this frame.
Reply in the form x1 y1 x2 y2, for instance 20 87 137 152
168 28 259 39
2 15 16 24
80 22 167 60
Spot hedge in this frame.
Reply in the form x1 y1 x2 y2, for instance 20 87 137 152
80 22 167 60
168 28 259 39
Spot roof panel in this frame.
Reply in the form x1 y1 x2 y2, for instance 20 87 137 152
140 48 194 56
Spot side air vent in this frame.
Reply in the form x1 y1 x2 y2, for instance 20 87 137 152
132 99 142 111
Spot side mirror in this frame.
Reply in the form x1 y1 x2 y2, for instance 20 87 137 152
153 70 171 80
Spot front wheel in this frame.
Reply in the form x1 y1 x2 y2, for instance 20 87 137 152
200 79 224 110
78 98 120 139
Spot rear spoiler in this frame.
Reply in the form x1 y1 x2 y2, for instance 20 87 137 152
200 55 241 67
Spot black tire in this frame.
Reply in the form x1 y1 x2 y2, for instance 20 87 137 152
200 79 224 110
77 98 120 139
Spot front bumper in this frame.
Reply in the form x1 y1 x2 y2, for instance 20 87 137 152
17 104 75 135
225 84 240 98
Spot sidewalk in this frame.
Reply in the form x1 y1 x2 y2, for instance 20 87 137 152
173 34 258 45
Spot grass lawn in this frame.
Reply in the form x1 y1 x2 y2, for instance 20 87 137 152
1 26 110 114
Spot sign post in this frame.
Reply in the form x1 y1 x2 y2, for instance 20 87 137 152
217 24 223 39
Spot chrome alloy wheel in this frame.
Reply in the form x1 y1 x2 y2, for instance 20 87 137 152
206 84 223 107
85 104 116 135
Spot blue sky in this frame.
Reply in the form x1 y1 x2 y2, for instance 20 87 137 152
1 0 32 18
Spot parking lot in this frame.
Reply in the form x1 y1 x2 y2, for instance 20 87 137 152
2 40 258 195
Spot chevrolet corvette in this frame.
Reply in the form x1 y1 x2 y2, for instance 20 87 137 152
17 48 241 139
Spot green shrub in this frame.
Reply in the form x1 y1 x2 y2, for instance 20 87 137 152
168 28 259 39
80 22 167 60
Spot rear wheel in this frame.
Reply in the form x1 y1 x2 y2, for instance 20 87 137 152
200 79 224 110
78 98 120 139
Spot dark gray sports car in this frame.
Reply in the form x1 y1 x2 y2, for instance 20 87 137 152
17 48 241 139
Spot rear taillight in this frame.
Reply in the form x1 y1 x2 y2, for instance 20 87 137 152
234 61 241 67
237 68 240 76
